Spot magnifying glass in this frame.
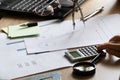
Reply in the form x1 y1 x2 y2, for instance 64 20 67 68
73 52 106 76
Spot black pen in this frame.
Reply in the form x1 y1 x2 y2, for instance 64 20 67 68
20 22 38 27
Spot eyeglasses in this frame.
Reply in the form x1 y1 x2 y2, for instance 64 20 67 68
34 0 61 16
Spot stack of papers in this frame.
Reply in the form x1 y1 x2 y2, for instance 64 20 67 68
24 14 120 54
2 24 40 38
0 14 120 79
0 33 72 79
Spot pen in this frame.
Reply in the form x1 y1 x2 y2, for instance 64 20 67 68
84 6 104 21
20 22 38 27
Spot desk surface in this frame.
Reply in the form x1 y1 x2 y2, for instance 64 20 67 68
0 0 120 80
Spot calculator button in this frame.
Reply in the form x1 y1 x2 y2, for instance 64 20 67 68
85 47 95 55
79 48 87 56
79 48 90 56
88 46 99 55
83 48 92 56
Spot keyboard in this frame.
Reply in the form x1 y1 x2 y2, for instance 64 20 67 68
0 0 85 19
6 0 50 12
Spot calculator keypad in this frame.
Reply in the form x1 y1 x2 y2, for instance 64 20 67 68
78 45 99 57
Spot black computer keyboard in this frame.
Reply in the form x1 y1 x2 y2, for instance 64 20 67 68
5 0 58 16
0 0 85 19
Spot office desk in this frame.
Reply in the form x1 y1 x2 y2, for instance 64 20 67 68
0 0 120 80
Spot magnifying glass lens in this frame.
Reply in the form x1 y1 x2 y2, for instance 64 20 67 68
75 64 95 72
73 62 96 76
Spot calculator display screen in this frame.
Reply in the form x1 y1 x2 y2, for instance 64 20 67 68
69 51 81 58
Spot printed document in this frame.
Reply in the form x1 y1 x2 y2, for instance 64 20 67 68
24 14 120 54
0 33 72 79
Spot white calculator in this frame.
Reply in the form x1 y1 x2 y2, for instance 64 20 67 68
65 45 104 62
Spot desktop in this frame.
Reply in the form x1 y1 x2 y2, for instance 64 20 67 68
0 0 119 80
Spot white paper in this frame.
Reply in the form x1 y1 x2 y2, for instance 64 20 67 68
0 34 72 79
0 14 120 79
24 14 120 54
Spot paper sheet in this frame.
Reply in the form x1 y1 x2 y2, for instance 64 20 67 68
0 14 120 79
24 14 120 54
0 33 72 79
